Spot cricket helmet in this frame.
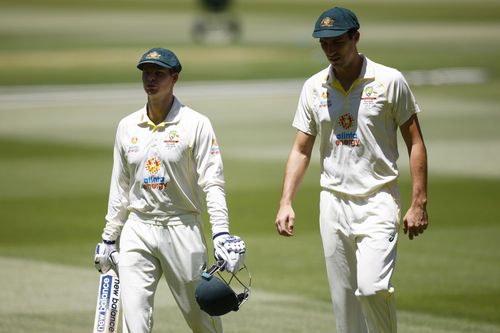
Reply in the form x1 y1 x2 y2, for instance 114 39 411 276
195 260 251 316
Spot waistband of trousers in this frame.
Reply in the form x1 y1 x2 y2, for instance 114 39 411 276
322 180 399 200
128 211 200 226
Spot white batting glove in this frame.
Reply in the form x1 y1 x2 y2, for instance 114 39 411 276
213 233 246 273
94 240 119 274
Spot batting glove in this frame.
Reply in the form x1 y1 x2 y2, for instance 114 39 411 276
94 240 119 274
213 232 246 273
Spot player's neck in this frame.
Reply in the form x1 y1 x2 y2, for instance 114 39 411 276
333 54 363 92
147 95 174 125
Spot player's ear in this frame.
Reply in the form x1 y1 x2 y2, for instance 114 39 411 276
171 71 179 83
353 30 360 43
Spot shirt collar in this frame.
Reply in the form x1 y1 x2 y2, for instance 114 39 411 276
323 54 374 87
137 96 182 130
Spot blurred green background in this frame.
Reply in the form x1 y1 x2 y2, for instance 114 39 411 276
2 0 500 84
1 0 500 332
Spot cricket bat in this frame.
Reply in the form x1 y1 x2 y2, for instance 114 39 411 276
93 269 121 333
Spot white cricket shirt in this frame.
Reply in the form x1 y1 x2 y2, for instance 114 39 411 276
293 55 420 196
102 97 229 241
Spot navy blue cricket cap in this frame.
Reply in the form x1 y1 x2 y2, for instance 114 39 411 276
137 48 182 73
312 7 360 38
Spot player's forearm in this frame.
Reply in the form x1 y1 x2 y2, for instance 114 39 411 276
102 155 130 241
205 184 230 235
409 142 428 208
103 196 129 241
279 149 311 206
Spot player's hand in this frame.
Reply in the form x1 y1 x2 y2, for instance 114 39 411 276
275 204 295 237
94 241 119 274
403 205 428 240
213 233 246 273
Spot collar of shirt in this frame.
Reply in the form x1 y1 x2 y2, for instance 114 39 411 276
322 54 375 91
137 96 182 131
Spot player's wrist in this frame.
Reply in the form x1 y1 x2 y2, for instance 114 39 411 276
279 197 294 207
212 232 230 240
411 196 428 209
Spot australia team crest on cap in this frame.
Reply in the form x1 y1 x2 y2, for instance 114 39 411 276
320 17 335 27
145 51 161 60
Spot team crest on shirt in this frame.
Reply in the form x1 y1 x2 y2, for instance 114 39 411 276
163 130 180 149
361 86 377 99
360 85 379 106
143 156 168 190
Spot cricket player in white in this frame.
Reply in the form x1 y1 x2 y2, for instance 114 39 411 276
275 7 429 333
94 48 245 333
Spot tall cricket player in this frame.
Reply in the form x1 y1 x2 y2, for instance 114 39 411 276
93 48 245 333
275 7 429 333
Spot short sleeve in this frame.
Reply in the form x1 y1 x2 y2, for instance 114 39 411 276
390 72 421 126
292 80 317 136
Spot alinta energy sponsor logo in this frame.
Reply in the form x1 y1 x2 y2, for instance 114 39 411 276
143 156 168 190
336 113 361 147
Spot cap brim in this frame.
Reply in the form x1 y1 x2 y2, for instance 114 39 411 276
137 60 174 70
312 29 348 38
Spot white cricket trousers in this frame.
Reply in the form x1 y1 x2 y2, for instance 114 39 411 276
118 216 223 333
320 183 400 333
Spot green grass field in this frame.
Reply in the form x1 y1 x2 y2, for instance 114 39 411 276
1 0 500 332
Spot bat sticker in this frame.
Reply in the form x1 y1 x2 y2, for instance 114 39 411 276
93 271 120 333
